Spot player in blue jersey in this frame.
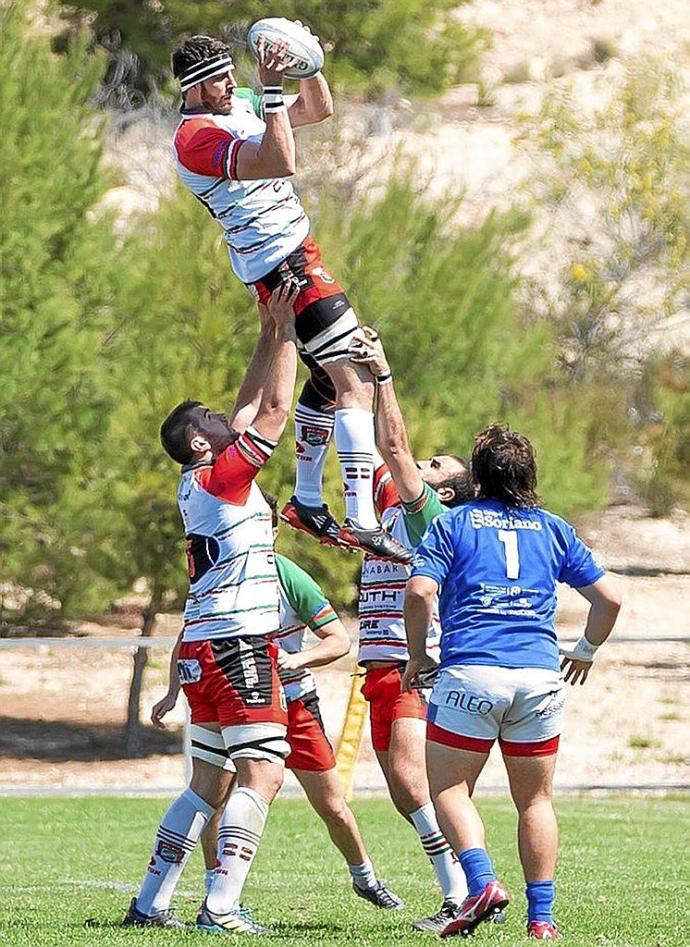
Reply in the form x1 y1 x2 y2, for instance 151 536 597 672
403 425 621 940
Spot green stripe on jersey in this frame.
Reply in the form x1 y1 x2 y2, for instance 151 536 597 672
233 86 264 118
276 554 337 629
402 483 446 547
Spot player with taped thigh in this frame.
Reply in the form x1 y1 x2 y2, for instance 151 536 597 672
345 328 481 933
123 284 298 934
152 494 403 910
170 30 410 563
403 425 622 939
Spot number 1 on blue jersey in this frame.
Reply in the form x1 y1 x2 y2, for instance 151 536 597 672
498 529 520 579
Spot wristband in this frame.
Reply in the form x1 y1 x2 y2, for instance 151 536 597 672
561 635 599 662
376 371 393 384
262 86 284 112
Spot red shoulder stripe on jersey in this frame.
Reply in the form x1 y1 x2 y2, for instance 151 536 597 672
174 118 237 178
373 464 400 514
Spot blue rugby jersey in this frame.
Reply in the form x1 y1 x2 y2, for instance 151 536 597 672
411 499 605 671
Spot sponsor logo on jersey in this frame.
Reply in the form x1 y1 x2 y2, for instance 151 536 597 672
469 509 543 531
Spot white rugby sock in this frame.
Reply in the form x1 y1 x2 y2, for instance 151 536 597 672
294 403 335 507
136 788 214 916
204 868 215 894
206 787 269 914
334 408 377 528
349 858 378 890
410 803 468 903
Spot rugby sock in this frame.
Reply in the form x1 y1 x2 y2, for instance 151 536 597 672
334 408 377 528
294 403 335 507
410 803 469 903
206 787 269 913
526 880 555 924
349 859 378 890
204 868 215 894
458 847 496 897
136 788 213 916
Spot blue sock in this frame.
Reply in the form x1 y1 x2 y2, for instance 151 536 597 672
458 848 496 896
526 880 555 924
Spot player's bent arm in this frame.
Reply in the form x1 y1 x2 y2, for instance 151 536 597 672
286 73 334 127
234 110 296 180
402 576 438 691
278 618 350 672
251 286 299 444
575 575 622 647
561 576 621 685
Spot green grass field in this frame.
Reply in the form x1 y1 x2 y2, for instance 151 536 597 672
1 795 688 946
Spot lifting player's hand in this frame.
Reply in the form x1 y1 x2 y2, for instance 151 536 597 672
349 326 390 378
401 655 437 693
256 33 302 86
265 281 299 334
151 691 178 729
276 649 304 672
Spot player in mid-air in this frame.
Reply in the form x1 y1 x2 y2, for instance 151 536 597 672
170 27 409 563
404 424 622 938
123 284 298 934
151 492 403 912
346 328 481 933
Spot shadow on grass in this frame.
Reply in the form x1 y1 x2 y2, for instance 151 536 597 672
0 717 181 762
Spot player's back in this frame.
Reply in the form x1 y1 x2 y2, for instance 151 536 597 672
412 499 604 672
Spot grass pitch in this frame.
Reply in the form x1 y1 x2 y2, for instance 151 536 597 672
0 795 687 946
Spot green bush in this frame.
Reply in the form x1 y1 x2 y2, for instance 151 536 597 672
62 0 481 97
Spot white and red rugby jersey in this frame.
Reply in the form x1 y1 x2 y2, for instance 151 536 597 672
172 88 309 283
179 426 280 643
358 466 442 665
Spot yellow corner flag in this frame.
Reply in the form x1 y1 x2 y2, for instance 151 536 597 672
335 672 367 802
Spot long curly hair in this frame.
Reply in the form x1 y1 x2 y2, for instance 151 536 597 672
471 424 540 508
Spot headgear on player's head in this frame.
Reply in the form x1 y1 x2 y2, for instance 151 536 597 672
172 35 235 93
177 54 234 92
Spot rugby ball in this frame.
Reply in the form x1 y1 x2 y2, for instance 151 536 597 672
247 18 325 80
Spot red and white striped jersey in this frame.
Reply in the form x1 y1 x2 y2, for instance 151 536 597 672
172 89 309 283
357 467 442 665
179 426 280 642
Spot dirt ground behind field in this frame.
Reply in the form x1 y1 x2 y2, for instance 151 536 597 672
0 507 687 793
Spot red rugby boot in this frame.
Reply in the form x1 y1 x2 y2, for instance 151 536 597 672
527 920 562 939
440 879 510 938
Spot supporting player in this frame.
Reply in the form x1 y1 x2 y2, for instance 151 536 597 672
170 30 410 562
152 493 403 911
346 328 477 932
123 284 299 934
404 424 622 939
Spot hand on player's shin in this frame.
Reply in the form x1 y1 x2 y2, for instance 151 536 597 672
150 692 178 728
349 326 390 378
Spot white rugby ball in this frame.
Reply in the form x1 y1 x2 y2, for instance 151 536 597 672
247 17 324 80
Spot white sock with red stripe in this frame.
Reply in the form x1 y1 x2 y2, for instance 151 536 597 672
294 403 335 507
410 803 469 903
206 787 269 913
334 408 377 528
136 788 214 916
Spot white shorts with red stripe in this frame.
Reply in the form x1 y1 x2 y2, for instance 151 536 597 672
427 664 565 757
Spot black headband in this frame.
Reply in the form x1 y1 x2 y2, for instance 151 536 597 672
178 54 234 93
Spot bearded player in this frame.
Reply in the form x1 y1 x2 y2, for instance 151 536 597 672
346 328 487 933
170 27 409 563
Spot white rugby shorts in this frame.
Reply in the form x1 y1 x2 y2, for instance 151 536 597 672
427 664 565 756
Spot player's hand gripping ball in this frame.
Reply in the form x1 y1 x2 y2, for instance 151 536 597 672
247 18 325 79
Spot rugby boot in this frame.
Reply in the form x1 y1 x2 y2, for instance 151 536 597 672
353 880 405 910
196 899 270 935
440 880 510 938
338 520 414 563
411 897 461 932
527 920 562 939
122 897 186 929
280 496 344 548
